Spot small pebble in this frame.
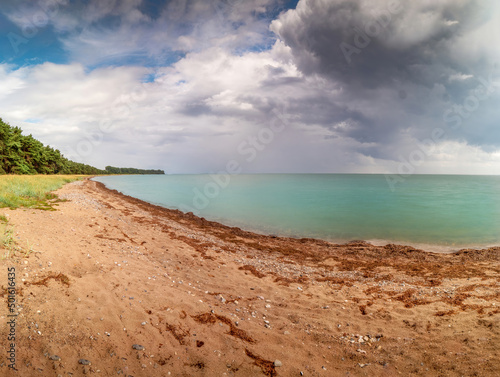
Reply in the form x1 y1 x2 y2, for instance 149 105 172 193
49 355 61 361
79 359 91 365
132 344 145 350
274 360 282 367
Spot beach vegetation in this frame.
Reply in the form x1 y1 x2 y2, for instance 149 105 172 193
0 218 14 248
0 117 165 175
104 166 165 174
0 175 82 209
0 175 73 258
0 215 36 259
0 117 106 175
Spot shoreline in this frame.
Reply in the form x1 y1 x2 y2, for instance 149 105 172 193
0 179 498 376
92 177 499 255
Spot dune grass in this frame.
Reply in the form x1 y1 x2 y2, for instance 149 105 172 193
0 214 36 259
0 216 15 258
0 175 85 258
0 175 84 209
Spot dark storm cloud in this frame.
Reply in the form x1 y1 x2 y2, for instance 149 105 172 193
270 0 500 162
272 0 485 88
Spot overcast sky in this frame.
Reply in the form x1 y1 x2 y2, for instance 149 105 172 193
0 0 499 174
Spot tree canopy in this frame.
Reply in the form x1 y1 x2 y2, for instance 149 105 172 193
105 166 164 175
0 118 164 175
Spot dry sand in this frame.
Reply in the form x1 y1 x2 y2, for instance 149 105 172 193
0 179 499 377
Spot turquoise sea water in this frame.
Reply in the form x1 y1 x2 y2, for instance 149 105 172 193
92 174 500 251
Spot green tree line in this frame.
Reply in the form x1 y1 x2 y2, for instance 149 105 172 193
0 118 164 175
105 166 164 175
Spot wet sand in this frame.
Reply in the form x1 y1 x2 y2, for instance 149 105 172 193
0 178 499 376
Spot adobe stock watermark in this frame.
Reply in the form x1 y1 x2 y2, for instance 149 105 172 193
340 0 402 64
7 0 66 55
179 106 290 214
64 83 148 160
385 74 498 191
443 75 498 130
385 128 445 192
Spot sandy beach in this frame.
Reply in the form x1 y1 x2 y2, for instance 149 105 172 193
0 178 499 377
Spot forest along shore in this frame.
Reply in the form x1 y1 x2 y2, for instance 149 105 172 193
0 179 498 376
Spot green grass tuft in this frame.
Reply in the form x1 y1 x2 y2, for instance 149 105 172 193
0 175 87 258
0 216 38 259
0 175 85 209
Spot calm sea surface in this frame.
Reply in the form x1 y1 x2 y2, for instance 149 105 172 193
92 174 500 251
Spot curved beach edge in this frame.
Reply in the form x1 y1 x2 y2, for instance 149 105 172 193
90 177 500 256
